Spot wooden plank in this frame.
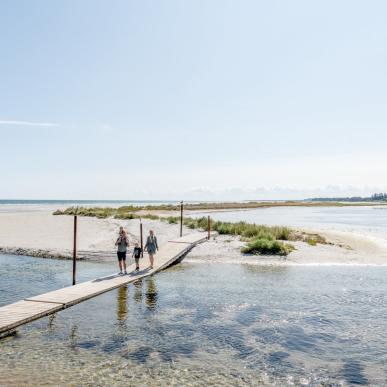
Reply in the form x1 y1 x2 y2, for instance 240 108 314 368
25 241 199 306
0 300 62 333
25 270 148 306
0 232 207 334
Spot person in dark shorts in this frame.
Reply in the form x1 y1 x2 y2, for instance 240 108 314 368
115 226 129 275
132 242 142 271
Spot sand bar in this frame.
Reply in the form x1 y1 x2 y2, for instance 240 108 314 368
1 207 387 265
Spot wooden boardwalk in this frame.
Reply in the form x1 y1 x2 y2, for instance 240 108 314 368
0 233 207 335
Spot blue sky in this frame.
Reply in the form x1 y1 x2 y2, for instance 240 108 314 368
1 0 386 200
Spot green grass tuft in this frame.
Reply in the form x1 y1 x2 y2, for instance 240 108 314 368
307 238 317 246
166 216 178 224
241 238 291 256
114 213 137 220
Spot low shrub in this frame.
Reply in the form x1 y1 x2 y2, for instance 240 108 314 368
142 214 160 220
241 238 291 256
114 213 137 220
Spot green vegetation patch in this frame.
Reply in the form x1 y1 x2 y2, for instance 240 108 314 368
53 208 326 257
162 216 302 256
53 207 115 219
52 199 385 218
54 207 161 221
241 238 294 256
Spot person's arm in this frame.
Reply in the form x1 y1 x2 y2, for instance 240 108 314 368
144 237 147 251
155 236 158 250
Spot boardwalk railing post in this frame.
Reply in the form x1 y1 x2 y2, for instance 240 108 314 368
207 215 211 240
140 218 144 258
180 201 183 237
72 215 77 285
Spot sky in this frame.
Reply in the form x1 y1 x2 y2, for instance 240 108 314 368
0 0 386 200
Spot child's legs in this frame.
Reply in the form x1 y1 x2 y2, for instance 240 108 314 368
135 257 140 269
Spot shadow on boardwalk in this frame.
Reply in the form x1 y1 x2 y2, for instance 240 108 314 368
93 268 151 283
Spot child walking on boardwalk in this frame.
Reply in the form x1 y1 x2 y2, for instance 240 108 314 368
115 227 129 275
132 242 142 272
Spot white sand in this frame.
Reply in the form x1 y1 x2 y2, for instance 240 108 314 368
0 210 183 261
186 230 387 265
1 209 387 265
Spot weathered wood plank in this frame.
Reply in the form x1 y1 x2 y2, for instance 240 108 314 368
0 301 62 333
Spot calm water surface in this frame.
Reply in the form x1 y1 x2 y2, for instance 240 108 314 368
0 254 386 386
195 206 387 243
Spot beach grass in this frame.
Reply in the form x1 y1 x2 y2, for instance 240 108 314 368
53 207 327 256
51 199 383 218
53 207 161 221
241 238 293 256
168 216 310 255
53 207 114 218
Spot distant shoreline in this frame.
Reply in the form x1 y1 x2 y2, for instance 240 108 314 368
1 199 386 209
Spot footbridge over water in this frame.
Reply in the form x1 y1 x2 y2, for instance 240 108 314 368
0 233 207 335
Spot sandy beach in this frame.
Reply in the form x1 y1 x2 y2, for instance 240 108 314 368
0 209 182 261
1 207 387 265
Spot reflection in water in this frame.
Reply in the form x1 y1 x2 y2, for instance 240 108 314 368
117 285 128 323
133 279 143 304
47 313 56 330
145 277 158 311
341 361 369 385
1 261 387 385
69 325 79 349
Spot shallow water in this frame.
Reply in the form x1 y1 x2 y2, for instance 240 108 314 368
0 255 114 307
194 205 387 242
1 254 386 386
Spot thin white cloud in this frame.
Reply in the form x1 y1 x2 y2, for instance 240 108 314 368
0 120 58 127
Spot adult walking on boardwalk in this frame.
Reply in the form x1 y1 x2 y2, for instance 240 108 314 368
115 226 129 275
144 230 158 269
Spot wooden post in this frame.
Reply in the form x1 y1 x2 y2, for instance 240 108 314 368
140 219 144 258
207 215 211 240
180 201 183 237
72 215 77 285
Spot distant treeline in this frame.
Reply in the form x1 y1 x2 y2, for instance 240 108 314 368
310 193 387 202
